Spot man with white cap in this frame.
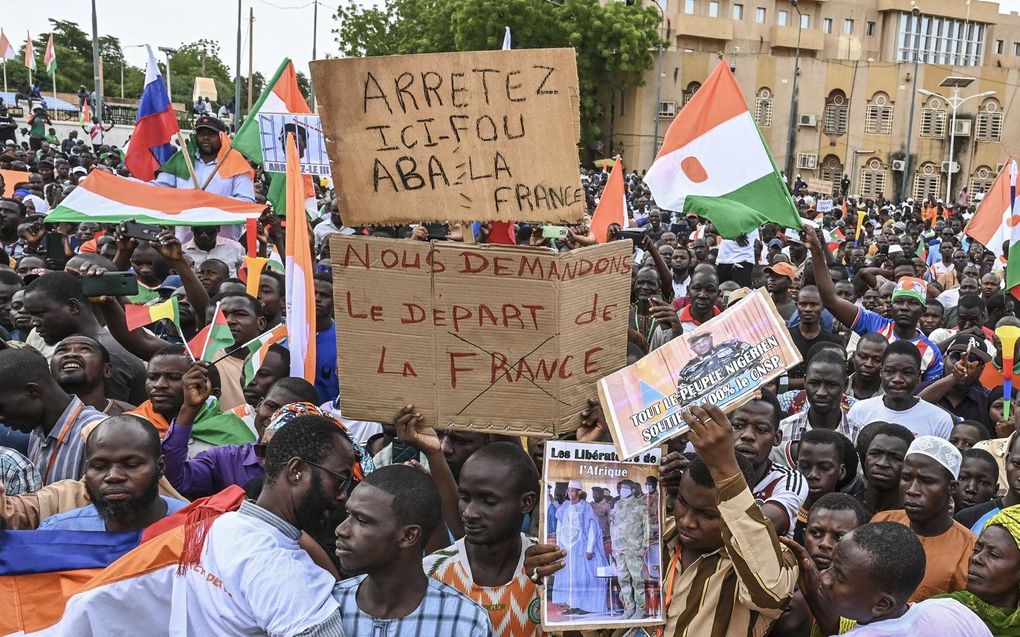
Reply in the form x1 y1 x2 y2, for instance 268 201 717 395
872 435 977 602
550 478 608 616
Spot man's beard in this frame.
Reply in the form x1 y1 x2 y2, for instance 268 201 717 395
294 472 336 537
87 473 161 524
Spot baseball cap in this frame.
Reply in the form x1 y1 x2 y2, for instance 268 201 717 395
764 262 797 281
194 115 227 133
157 274 183 293
946 333 993 362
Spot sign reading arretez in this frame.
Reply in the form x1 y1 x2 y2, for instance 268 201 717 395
310 48 584 226
330 234 630 436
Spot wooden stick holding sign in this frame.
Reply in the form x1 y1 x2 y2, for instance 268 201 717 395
175 132 199 187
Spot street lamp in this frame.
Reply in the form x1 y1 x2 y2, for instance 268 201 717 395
917 76 995 203
783 0 803 187
650 0 665 160
158 47 177 102
900 3 921 199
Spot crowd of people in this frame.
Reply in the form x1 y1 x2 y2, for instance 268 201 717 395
1 103 1019 637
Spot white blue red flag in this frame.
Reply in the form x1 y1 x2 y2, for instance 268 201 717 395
125 45 180 182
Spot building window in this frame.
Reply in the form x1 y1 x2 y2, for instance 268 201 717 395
1015 42 1020 56
919 97 947 138
897 11 986 66
997 40 1005 54
969 166 995 196
801 13 810 29
823 90 849 136
865 93 894 135
778 10 789 26
684 0 695 14
756 7 766 23
844 19 854 35
708 1 719 17
754 87 773 127
823 18 833 34
867 21 876 37
975 99 1003 142
733 3 744 19
682 81 701 108
859 158 889 199
912 163 942 201
820 155 844 195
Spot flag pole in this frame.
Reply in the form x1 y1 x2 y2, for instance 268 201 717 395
51 71 56 100
177 321 196 361
175 131 199 186
201 301 222 361
2 60 6 94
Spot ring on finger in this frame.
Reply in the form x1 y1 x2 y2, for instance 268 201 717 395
530 569 541 583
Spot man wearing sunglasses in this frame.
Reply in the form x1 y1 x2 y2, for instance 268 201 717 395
171 413 355 636
917 333 992 424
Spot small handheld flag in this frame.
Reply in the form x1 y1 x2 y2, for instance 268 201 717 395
241 324 288 384
187 303 234 362
124 297 179 332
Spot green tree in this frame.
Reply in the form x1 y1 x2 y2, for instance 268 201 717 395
331 0 661 149
296 71 311 101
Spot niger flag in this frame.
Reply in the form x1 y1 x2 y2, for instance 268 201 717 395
591 156 626 244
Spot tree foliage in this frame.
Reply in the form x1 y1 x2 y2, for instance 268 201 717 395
332 0 662 148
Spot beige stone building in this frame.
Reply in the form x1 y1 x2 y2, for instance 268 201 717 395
613 0 1020 203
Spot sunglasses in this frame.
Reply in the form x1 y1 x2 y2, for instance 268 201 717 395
302 458 358 496
948 351 983 365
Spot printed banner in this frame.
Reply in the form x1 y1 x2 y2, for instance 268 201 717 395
257 113 331 176
540 441 663 632
597 289 801 459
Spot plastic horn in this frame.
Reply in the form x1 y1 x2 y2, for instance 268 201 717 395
854 210 867 247
995 325 1020 421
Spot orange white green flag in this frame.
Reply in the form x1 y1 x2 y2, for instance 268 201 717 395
284 132 316 381
643 59 801 238
241 324 288 384
590 156 626 243
187 303 234 361
964 158 1014 259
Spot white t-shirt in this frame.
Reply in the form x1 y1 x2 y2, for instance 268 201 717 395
752 462 808 537
716 229 759 264
846 396 954 439
171 503 341 636
842 598 991 637
936 287 961 310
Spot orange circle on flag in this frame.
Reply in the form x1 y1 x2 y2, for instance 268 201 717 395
1009 215 1020 228
681 156 708 183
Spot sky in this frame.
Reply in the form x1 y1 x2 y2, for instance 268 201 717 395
1 0 355 79
5 0 1020 79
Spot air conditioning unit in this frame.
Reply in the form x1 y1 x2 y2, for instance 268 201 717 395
941 161 961 174
658 101 677 118
891 160 906 171
796 153 818 169
951 119 972 137
798 114 818 127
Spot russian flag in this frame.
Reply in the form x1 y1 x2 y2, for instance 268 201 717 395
0 486 245 636
125 45 180 182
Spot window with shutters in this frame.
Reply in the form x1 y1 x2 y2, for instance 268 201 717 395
820 155 844 195
754 88 773 127
865 93 893 135
975 99 1003 142
859 158 888 199
823 90 848 136
919 97 947 138
912 163 942 201
968 166 995 196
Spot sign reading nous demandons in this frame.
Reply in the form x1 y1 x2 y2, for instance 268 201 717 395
329 235 631 437
257 113 331 176
598 289 802 459
310 48 585 226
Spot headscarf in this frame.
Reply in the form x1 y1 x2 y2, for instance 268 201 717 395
938 505 1020 636
266 402 374 480
21 194 48 213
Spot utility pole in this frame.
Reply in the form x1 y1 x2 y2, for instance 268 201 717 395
901 5 921 199
234 0 242 131
90 0 102 121
247 7 254 113
310 0 318 110
783 0 803 187
650 0 664 160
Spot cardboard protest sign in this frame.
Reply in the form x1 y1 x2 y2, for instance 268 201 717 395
540 441 663 631
598 289 801 459
330 235 630 436
806 178 833 196
310 49 584 227
257 113 331 176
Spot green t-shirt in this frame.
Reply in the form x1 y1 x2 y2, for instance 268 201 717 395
28 115 46 139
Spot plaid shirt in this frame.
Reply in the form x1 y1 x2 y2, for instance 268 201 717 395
0 447 41 495
333 575 491 637
27 396 107 485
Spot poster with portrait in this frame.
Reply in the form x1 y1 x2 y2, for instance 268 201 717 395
598 288 801 459
540 441 664 631
257 113 331 176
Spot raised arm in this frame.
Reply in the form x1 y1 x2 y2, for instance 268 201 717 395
643 235 674 301
154 229 208 329
94 295 172 361
804 229 860 329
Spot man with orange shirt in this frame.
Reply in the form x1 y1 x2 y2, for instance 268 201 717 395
871 436 976 601
424 442 542 636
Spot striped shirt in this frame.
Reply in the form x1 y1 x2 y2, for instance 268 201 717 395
333 575 492 637
753 463 809 538
424 534 541 637
27 396 107 485
663 473 798 637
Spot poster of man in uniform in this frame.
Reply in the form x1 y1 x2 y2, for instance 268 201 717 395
540 441 663 631
257 113 331 176
598 288 801 459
